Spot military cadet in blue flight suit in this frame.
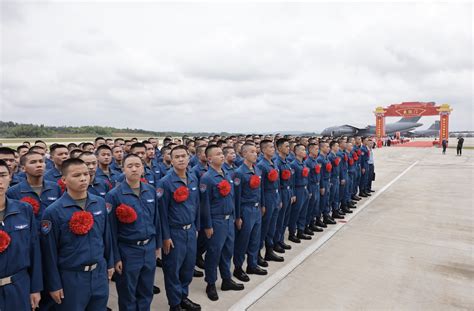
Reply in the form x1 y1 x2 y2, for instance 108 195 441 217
345 143 357 210
288 144 312 243
359 137 371 198
317 143 336 225
256 140 284 264
79 152 111 198
96 145 120 188
156 146 201 311
7 151 61 230
273 138 295 253
44 144 69 183
232 143 268 283
199 145 244 301
304 143 325 232
337 140 352 215
352 137 364 199
0 147 24 187
40 158 114 311
328 141 345 219
110 145 124 173
222 146 238 180
106 154 162 311
155 147 173 181
0 159 43 310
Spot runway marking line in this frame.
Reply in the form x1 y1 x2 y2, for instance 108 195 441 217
229 160 420 311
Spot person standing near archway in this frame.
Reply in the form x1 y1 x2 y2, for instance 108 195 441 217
457 137 464 156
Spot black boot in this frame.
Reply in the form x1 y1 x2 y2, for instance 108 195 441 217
280 241 292 250
246 266 268 275
359 192 368 197
309 222 323 232
341 206 353 214
288 233 301 243
221 278 244 291
315 218 327 228
297 229 312 240
193 269 203 278
206 284 219 301
180 297 201 311
233 266 250 282
273 243 286 254
323 215 336 225
156 257 162 268
304 226 314 236
265 247 284 262
332 211 344 219
352 195 361 201
153 285 160 294
258 252 269 267
196 254 205 269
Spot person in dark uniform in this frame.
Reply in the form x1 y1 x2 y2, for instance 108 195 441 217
442 139 448 155
457 137 464 156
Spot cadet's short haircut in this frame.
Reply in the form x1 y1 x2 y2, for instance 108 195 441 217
34 140 46 145
205 145 220 157
307 143 318 151
61 158 86 176
81 142 94 150
293 144 305 152
124 139 131 144
361 136 368 141
142 140 151 145
50 144 68 155
96 145 112 154
170 145 188 157
167 143 177 149
69 149 83 158
95 137 105 142
111 145 123 152
16 145 29 152
0 147 17 157
223 146 234 156
160 146 171 154
29 146 45 153
196 145 207 155
241 143 256 154
123 153 142 165
319 142 329 148
329 141 338 149
114 138 124 143
130 142 146 152
20 151 43 166
186 140 195 147
106 138 113 142
67 143 78 149
0 159 10 174
78 151 95 159
216 140 226 148
260 139 273 150
276 138 289 149
163 137 172 145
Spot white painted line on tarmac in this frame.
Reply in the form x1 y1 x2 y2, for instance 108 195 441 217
229 160 419 311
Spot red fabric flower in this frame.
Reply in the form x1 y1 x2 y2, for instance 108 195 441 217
217 180 231 197
116 204 137 224
352 152 359 161
57 179 66 193
302 167 309 177
140 177 148 184
349 158 354 166
344 154 348 162
69 211 94 235
281 169 291 180
173 186 189 203
20 197 40 215
0 230 11 253
249 175 261 189
315 164 321 174
326 162 332 173
334 157 341 166
357 149 362 156
268 169 279 182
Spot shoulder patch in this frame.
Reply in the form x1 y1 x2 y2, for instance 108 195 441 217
41 220 52 235
234 177 241 186
106 202 113 214
199 183 207 193
156 187 164 198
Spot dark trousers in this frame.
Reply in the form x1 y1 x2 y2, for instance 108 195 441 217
368 164 375 191
457 146 462 155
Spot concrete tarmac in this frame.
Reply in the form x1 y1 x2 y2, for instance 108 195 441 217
108 146 473 310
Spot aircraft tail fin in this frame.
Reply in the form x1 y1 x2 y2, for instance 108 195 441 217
428 121 440 130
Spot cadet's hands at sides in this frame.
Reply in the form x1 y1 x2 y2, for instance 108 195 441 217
280 202 283 209
235 218 243 230
115 261 123 275
50 289 64 304
261 206 266 216
155 248 161 259
30 292 40 310
205 228 214 239
341 179 346 185
362 168 366 174
291 196 296 204
108 268 114 280
320 188 325 195
163 239 174 255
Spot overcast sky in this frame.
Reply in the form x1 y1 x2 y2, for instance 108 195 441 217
1 2 472 133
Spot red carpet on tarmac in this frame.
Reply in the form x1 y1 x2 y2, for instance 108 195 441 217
392 141 435 147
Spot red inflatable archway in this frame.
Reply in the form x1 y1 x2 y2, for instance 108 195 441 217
374 102 453 145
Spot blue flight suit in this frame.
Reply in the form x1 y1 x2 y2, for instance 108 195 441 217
304 155 321 225
188 155 198 168
109 160 123 174
96 167 120 188
223 162 237 180
337 150 349 207
44 167 62 183
7 180 61 231
155 161 172 181
0 198 43 311
233 164 263 269
191 162 208 182
273 155 294 246
40 192 114 311
45 158 54 171
289 159 309 233
353 145 362 196
87 177 111 198
190 162 208 259
328 152 341 213
200 167 235 285
10 172 25 187
256 158 281 249
106 181 162 311
317 154 331 217
156 170 200 308
234 154 244 167
347 151 356 203
359 145 370 193
286 152 296 163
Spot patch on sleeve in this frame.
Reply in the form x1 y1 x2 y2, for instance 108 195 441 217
41 220 52 235
156 187 164 198
106 203 113 214
199 183 207 193
234 177 241 186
